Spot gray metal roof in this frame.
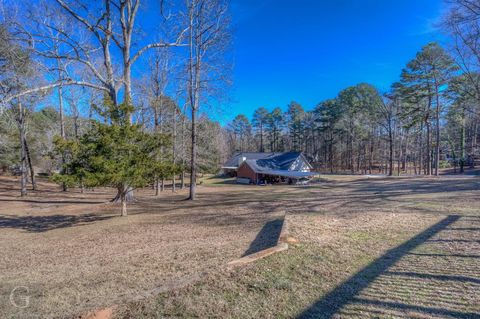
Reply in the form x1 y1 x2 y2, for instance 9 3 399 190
223 152 307 169
223 152 288 168
243 159 316 177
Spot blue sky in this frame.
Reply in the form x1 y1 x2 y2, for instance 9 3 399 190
219 0 447 124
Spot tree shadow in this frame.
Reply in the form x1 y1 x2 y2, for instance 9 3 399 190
0 213 115 232
0 198 105 205
243 218 284 256
296 215 480 318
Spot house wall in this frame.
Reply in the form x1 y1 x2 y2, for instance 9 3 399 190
290 156 312 172
237 163 257 183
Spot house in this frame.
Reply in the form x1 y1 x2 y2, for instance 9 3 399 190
222 152 316 184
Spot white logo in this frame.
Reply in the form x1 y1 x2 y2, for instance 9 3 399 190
10 286 30 309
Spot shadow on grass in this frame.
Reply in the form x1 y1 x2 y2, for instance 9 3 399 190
243 218 284 256
0 198 105 205
0 213 115 232
296 215 480 319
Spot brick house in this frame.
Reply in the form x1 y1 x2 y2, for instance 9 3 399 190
222 152 316 184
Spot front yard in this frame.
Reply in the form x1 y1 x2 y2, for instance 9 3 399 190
1 175 479 318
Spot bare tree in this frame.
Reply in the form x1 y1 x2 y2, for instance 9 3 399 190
185 0 230 200
443 0 480 101
2 0 189 201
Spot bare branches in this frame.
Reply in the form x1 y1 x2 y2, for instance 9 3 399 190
130 36 188 66
3 80 110 104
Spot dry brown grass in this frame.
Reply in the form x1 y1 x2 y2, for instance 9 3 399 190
1 175 479 318
0 176 283 318
117 175 480 319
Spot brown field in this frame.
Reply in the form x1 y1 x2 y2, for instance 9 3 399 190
1 175 479 318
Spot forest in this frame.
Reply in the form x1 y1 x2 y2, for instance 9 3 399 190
226 40 480 176
0 0 231 214
1 0 480 212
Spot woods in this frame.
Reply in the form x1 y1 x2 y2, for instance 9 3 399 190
0 0 230 211
1 0 480 209
227 40 479 175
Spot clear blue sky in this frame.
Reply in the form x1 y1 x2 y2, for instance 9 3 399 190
219 0 446 124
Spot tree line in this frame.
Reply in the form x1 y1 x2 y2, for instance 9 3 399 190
1 0 480 215
0 0 231 214
227 3 480 176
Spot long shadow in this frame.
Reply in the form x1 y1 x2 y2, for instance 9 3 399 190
242 218 284 256
297 215 461 319
351 298 480 318
0 198 106 204
0 213 115 232
385 271 480 285
408 252 480 258
429 239 480 244
346 178 480 196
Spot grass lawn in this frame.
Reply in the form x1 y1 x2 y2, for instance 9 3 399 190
1 175 479 318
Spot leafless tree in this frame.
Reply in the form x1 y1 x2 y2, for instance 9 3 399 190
185 0 230 200
443 0 480 101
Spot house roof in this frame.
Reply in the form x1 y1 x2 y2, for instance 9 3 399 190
223 152 287 168
226 151 313 170
256 152 304 170
243 160 316 179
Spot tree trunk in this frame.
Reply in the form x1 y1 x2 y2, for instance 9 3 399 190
172 103 177 192
58 85 68 192
434 87 441 176
58 86 65 139
155 178 160 196
112 186 134 203
260 122 264 152
18 101 27 197
460 109 466 173
426 120 431 175
189 108 197 200
419 123 423 175
369 132 374 174
188 4 200 201
388 129 393 176
121 194 127 217
24 138 36 190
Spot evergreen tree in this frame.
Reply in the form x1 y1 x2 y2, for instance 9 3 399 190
266 107 284 151
399 42 457 175
229 114 252 152
53 99 176 216
286 101 305 151
252 107 269 152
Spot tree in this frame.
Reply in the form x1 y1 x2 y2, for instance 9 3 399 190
0 24 38 195
266 107 284 152
447 74 479 172
53 100 174 216
185 0 230 200
443 0 480 101
313 99 340 172
252 107 269 152
286 101 305 151
379 91 399 176
400 42 457 175
229 114 252 151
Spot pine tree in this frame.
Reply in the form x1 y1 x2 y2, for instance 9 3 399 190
252 107 269 152
52 99 176 216
400 42 457 175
